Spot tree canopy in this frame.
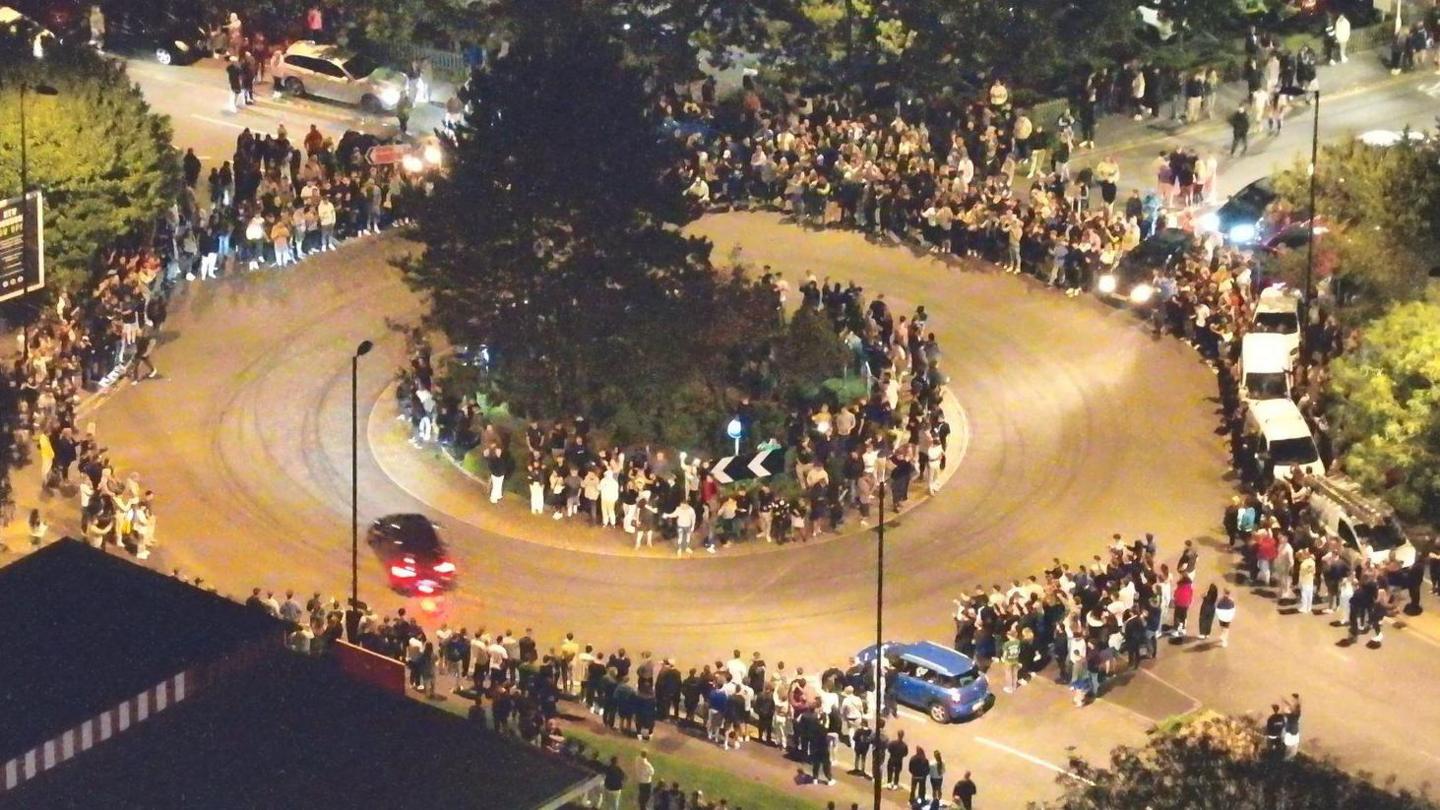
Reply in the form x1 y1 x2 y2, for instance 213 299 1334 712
1326 301 1440 524
0 36 179 291
1270 137 1440 320
1049 711 1436 810
402 0 841 451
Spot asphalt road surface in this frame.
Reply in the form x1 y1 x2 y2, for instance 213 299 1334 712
72 54 1440 805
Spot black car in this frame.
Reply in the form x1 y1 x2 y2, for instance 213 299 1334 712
366 513 457 596
1201 177 1278 246
103 7 208 65
1095 227 1193 307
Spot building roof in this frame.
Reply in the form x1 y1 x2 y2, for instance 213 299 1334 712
0 539 285 762
8 652 599 809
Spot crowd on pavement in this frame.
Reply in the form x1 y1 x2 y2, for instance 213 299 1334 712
234 579 983 809
1 241 169 558
175 120 421 279
398 277 955 555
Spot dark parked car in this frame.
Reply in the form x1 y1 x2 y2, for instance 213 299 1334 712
1199 178 1278 246
1095 227 1193 306
102 8 208 65
366 513 457 596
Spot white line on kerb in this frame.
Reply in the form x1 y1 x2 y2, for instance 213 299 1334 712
973 735 1097 786
190 114 248 131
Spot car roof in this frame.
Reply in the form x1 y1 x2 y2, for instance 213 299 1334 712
371 513 443 552
892 641 976 677
1248 398 1312 440
285 40 351 60
1241 332 1293 370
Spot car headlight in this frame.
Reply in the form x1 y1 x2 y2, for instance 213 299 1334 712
174 39 190 51
1097 274 1118 294
422 144 442 166
1129 283 1155 304
1228 222 1257 243
379 87 401 107
1198 212 1220 233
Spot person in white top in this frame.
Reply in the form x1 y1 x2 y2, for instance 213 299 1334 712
636 751 656 809
665 501 696 556
599 471 620 527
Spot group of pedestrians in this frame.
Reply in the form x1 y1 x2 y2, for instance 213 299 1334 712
173 121 419 280
399 272 954 555
2 244 169 558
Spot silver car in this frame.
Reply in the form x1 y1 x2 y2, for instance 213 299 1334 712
272 41 406 113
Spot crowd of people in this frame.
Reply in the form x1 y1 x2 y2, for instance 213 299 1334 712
231 578 984 809
2 240 169 558
172 119 421 280
398 277 955 556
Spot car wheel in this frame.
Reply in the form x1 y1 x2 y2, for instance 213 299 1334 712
928 702 950 723
154 47 173 66
284 77 305 96
360 94 382 114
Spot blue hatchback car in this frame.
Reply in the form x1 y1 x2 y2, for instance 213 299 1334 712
856 641 991 723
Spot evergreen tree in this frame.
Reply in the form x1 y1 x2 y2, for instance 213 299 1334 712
402 0 769 445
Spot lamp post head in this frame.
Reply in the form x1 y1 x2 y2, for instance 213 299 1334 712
355 340 374 357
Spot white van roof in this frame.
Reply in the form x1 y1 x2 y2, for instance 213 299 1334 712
1241 332 1292 373
1255 288 1300 314
1248 398 1313 441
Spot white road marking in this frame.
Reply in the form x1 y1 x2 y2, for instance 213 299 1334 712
1137 668 1203 714
974 735 1096 785
897 707 929 722
190 114 248 132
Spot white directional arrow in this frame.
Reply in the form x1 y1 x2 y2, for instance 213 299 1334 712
747 449 774 479
710 456 736 484
1421 81 1440 98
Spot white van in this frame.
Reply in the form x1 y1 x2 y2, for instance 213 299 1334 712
1307 475 1418 569
1244 398 1324 483
1252 288 1302 358
1239 332 1293 404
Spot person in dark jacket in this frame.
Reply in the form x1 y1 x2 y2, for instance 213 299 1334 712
908 746 931 804
885 729 908 789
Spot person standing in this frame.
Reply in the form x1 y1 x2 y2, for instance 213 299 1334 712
1334 12 1351 63
928 750 946 810
1171 574 1194 638
952 770 978 810
1000 631 1021 693
1297 551 1317 614
1282 693 1302 759
396 90 413 136
602 756 625 810
636 750 654 809
1197 584 1218 641
665 500 696 556
226 57 245 112
87 4 105 49
885 729 908 790
1229 105 1251 157
1215 589 1237 647
908 746 931 805
27 509 48 550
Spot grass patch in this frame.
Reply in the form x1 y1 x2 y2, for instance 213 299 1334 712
562 725 817 810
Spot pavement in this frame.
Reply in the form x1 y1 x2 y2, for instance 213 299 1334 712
5 48 1440 809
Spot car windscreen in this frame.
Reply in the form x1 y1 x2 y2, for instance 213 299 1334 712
343 54 379 79
915 667 977 689
1253 311 1298 334
1229 183 1276 213
1360 518 1406 552
1269 437 1318 465
1245 372 1288 399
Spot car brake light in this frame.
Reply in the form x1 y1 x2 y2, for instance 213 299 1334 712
433 561 455 574
417 581 436 594
390 565 416 578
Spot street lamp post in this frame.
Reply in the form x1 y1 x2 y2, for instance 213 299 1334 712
1280 83 1321 363
872 456 888 810
1303 87 1320 361
347 339 374 642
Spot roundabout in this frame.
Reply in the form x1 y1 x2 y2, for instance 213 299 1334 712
83 211 1440 799
93 208 1229 671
